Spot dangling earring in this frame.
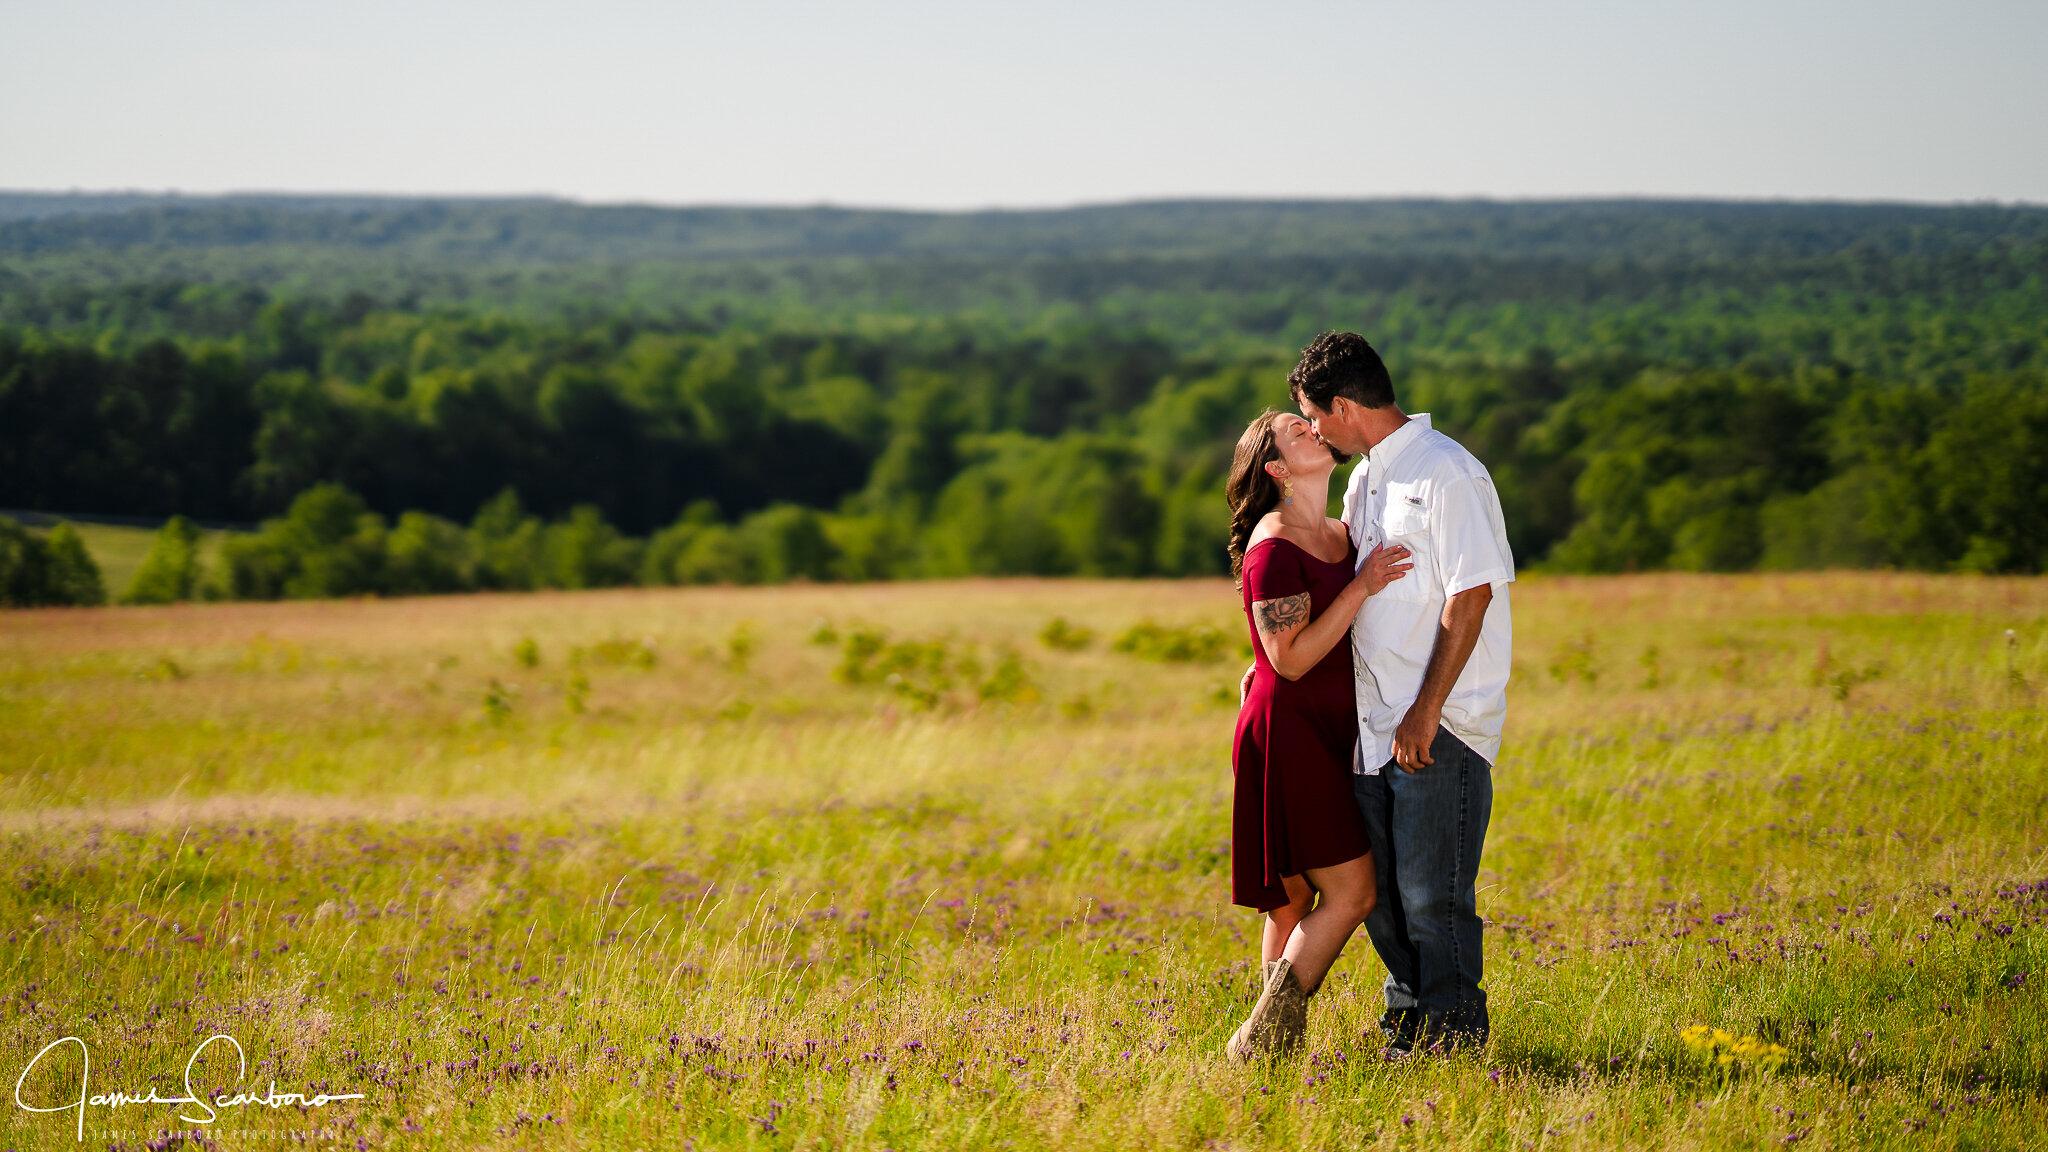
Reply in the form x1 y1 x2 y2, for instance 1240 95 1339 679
1281 476 1295 506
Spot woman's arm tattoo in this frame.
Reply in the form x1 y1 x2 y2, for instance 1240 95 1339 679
1253 593 1310 634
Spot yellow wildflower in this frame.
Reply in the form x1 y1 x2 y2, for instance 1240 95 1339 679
1676 1024 1789 1073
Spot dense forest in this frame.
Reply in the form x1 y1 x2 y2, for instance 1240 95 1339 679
2 195 2044 602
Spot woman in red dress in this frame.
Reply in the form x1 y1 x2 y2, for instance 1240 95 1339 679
1223 409 1410 1060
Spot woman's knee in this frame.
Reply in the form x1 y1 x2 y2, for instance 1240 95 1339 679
1327 887 1372 926
1325 868 1375 925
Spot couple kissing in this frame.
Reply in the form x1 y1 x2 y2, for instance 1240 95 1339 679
1224 331 1515 1060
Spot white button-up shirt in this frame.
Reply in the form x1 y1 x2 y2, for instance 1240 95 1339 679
1342 413 1516 771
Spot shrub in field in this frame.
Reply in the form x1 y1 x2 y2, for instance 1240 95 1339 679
1549 631 1600 684
977 646 1038 704
1039 616 1094 650
835 627 1036 709
481 678 516 725
860 636 956 708
1113 619 1229 663
723 622 757 672
833 627 889 683
0 516 106 606
123 515 207 604
835 628 957 707
1812 645 1886 701
43 522 106 605
578 636 657 669
0 517 51 603
1638 643 1665 689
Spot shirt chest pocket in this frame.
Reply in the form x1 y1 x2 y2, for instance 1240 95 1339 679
1378 494 1432 599
1384 493 1431 544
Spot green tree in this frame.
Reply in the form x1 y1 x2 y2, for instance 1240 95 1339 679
124 515 205 604
221 483 387 599
469 488 546 591
43 523 106 606
544 505 641 589
0 517 54 607
640 500 721 586
1545 371 1826 573
862 372 966 520
737 504 837 584
920 433 1161 577
672 524 749 585
1152 464 1228 576
0 517 104 607
821 512 913 583
1919 379 2048 573
385 511 474 594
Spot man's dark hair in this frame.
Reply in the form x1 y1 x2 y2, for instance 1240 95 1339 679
1287 331 1395 412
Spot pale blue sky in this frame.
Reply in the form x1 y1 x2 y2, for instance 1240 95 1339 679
1 0 2042 207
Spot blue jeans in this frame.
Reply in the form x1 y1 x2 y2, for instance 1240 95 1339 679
1351 724 1493 1048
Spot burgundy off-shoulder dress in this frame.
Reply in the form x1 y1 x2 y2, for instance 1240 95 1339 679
1230 535 1372 911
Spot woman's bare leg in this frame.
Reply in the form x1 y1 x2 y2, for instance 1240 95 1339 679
1279 853 1377 993
1261 873 1316 963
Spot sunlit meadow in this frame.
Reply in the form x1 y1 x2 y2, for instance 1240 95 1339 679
1 573 2044 1150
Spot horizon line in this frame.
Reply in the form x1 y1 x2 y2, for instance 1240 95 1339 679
5 189 2044 214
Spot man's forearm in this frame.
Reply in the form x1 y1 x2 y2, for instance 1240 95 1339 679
1411 585 1492 721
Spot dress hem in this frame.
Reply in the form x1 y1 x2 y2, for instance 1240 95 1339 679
1233 842 1373 913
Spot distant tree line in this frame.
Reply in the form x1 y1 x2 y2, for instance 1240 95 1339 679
6 194 2045 265
2 196 2044 599
3 311 2044 605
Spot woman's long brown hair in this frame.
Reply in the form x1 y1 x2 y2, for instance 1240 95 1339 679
1224 410 1285 588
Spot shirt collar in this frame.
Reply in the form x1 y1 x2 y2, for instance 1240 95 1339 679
1366 412 1431 472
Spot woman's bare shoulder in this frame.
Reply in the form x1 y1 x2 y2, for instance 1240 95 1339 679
1244 511 1288 550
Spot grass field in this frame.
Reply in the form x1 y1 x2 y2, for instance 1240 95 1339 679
1 574 2044 1150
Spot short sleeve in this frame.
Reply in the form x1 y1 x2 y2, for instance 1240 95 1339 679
1432 475 1516 597
1242 541 1308 603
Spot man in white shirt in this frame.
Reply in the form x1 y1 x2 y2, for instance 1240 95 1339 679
1288 331 1515 1052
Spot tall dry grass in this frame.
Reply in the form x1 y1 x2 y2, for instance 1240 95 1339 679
1 573 2043 1149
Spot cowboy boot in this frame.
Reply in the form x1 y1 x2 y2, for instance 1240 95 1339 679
1225 961 1280 1060
1265 958 1309 1056
1226 958 1306 1060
